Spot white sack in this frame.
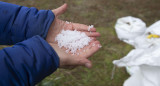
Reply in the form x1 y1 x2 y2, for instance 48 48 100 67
124 65 160 86
126 66 140 75
113 45 160 86
113 46 160 67
134 20 160 48
114 17 160 86
115 16 146 46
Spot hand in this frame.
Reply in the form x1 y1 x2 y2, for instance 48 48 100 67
49 40 101 69
46 4 100 43
46 4 101 69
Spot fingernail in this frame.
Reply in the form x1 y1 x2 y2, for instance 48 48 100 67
85 63 91 68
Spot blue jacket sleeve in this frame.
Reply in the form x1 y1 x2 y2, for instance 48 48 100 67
0 35 59 86
0 1 55 45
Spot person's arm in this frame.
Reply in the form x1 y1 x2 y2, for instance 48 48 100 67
0 35 59 86
0 1 55 45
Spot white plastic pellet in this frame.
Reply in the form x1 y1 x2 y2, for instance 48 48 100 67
55 29 92 54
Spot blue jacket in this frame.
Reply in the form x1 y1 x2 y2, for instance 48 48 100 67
0 1 59 86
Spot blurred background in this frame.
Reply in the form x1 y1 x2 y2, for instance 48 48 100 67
1 0 160 86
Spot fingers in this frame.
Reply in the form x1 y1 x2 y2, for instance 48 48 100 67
62 58 92 69
90 37 97 41
85 32 101 37
85 41 101 58
79 40 101 58
52 3 68 16
64 23 100 37
75 58 92 68
59 40 101 69
72 23 96 31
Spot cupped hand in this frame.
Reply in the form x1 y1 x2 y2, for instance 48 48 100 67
46 4 101 69
49 40 101 69
46 4 100 43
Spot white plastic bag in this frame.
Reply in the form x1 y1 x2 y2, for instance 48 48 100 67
134 21 160 48
113 45 160 86
114 17 160 86
124 65 160 86
113 46 160 68
126 66 140 75
115 16 146 46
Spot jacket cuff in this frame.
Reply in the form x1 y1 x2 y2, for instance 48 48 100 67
42 10 55 39
35 35 59 68
14 35 60 85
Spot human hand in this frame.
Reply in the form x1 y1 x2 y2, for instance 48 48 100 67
46 4 101 69
49 40 101 69
46 4 100 43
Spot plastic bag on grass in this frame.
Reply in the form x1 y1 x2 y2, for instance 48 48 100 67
113 17 160 86
134 20 160 49
124 65 160 86
113 45 160 86
115 16 146 46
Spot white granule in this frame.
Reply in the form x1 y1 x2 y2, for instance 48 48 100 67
65 21 71 24
55 29 92 54
88 25 94 31
98 44 102 48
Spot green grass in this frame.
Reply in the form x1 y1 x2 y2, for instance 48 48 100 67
1 0 160 86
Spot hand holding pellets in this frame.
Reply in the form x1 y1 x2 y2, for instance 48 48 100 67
46 4 101 69
55 22 101 55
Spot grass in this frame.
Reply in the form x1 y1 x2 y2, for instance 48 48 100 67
1 0 160 86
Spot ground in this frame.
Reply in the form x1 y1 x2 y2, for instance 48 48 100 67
1 0 160 86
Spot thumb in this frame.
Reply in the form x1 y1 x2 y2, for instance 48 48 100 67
52 3 67 16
